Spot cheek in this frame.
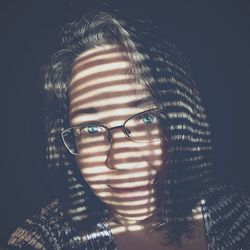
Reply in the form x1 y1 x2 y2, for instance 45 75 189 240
140 137 166 173
76 155 109 188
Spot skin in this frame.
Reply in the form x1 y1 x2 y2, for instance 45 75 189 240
68 44 206 249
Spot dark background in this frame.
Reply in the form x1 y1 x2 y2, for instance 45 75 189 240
1 0 250 245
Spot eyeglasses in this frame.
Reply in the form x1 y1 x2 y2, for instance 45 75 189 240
61 108 162 155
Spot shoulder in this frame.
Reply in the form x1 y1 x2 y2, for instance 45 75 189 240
6 199 116 250
6 199 69 250
201 184 250 249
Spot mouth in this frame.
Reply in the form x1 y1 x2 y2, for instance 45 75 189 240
108 185 151 193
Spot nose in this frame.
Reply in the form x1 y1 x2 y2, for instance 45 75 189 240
106 126 143 170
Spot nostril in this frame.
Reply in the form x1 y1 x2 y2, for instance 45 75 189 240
106 156 116 170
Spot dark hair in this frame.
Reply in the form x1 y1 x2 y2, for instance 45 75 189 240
43 11 213 245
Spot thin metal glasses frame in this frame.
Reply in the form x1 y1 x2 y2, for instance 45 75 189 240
61 108 160 155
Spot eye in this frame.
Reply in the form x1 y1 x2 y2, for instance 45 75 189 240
142 113 156 124
83 125 102 134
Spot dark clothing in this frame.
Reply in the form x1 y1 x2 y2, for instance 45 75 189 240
6 188 250 250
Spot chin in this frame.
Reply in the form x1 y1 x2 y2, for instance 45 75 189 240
112 209 156 223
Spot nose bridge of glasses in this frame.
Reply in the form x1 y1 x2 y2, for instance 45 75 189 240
107 124 129 142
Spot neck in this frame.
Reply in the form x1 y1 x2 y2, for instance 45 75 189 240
108 210 160 235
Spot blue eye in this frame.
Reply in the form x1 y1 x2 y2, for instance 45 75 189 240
142 114 155 124
87 125 100 134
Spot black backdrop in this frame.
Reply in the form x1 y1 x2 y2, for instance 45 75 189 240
1 0 250 245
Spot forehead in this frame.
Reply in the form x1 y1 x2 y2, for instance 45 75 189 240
69 44 150 125
69 44 134 98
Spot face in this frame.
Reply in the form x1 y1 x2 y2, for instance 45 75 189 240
68 44 166 226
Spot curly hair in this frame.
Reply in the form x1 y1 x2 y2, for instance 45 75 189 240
43 10 213 244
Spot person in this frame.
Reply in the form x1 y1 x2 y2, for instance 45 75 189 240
6 11 250 250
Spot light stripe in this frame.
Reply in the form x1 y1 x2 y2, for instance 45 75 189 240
113 149 162 159
85 170 156 181
116 206 155 215
74 51 128 69
70 74 131 95
70 84 135 104
71 61 130 83
106 198 155 206
81 164 152 174
97 189 154 198
75 44 121 60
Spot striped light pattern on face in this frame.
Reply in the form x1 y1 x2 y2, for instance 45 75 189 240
69 44 165 225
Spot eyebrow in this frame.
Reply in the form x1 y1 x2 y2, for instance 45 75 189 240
131 98 150 107
70 97 151 119
70 107 98 119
